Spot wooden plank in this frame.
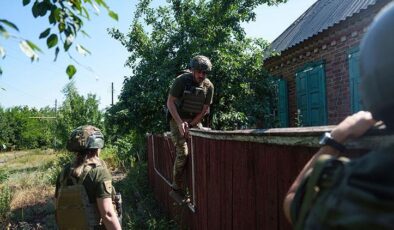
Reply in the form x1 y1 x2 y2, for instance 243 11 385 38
206 137 221 230
232 141 256 229
194 136 208 230
255 143 278 230
277 146 313 230
221 140 233 230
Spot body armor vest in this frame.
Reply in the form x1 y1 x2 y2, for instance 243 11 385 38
180 74 208 114
56 164 101 229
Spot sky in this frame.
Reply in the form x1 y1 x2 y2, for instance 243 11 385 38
0 0 318 110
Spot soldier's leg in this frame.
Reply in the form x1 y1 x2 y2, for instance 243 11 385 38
170 119 189 191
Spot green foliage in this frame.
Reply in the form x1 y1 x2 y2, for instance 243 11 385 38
0 0 118 78
0 184 12 224
0 82 102 150
0 169 9 184
116 162 177 229
99 146 121 170
107 0 287 138
0 105 55 149
42 151 72 185
56 81 103 148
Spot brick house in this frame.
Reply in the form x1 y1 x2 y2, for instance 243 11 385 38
264 0 391 127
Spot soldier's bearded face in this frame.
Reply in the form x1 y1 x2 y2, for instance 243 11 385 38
193 70 207 83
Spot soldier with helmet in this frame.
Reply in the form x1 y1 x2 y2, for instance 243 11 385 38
167 55 214 195
284 2 394 229
55 125 121 230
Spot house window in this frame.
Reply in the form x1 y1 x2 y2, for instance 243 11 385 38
348 47 362 112
296 63 327 126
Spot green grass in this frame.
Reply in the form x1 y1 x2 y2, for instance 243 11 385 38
0 149 61 228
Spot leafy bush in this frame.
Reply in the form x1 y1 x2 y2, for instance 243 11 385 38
100 146 120 170
113 131 146 168
0 184 12 224
115 162 177 229
43 151 73 185
0 169 9 184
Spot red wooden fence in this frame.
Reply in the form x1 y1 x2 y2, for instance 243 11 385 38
147 126 389 229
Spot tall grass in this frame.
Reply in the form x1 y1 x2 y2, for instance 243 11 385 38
0 184 12 224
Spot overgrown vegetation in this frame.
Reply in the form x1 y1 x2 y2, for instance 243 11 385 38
116 162 178 229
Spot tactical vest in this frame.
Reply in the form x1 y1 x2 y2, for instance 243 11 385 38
56 164 101 230
180 74 208 114
291 148 394 230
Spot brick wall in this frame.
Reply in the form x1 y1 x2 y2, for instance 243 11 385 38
264 1 389 126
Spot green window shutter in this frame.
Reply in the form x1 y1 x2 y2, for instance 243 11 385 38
277 78 289 127
296 64 327 126
308 65 327 126
296 71 309 126
348 49 362 113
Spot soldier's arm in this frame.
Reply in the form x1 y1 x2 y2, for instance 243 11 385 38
283 111 376 223
97 197 122 230
167 95 188 136
189 104 209 127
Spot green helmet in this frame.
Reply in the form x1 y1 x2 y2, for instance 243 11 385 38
360 2 394 122
66 125 104 152
190 55 212 72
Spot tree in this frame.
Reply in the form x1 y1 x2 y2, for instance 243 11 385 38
0 0 118 78
107 0 286 139
0 105 56 149
56 81 103 147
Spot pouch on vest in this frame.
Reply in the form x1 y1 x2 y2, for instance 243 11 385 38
291 154 349 230
56 165 101 230
180 86 206 114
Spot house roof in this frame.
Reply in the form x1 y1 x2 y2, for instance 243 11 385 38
269 0 378 55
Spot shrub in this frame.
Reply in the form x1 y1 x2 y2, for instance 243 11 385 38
0 169 9 184
0 184 12 224
43 151 73 185
114 131 146 169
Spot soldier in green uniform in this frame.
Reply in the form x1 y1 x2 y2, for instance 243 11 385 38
167 55 214 194
284 3 394 229
55 125 121 230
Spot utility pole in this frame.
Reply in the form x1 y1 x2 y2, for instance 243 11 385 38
54 99 57 148
111 82 114 106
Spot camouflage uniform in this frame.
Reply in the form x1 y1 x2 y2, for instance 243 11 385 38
168 57 214 191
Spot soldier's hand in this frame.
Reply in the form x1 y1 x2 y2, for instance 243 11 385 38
331 111 377 143
178 122 189 138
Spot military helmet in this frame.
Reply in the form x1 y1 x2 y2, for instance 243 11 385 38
66 125 104 152
189 55 212 72
360 2 394 121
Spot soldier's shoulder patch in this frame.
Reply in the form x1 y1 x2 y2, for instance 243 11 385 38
104 180 112 194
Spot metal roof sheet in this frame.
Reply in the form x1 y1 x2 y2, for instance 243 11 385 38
269 0 377 54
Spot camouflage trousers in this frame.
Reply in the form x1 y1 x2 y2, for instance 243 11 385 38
170 119 189 191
